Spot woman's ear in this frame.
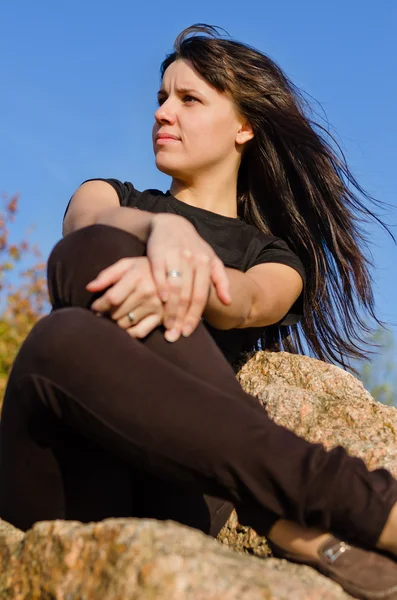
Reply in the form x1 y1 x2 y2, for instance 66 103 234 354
236 120 255 146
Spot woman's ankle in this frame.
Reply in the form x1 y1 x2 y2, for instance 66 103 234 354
267 519 331 560
268 504 397 561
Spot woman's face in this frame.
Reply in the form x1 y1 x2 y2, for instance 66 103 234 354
152 58 249 182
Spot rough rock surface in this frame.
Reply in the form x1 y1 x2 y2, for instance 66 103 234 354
0 518 351 599
236 351 397 476
1 350 396 599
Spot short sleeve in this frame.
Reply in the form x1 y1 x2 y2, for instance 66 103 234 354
62 178 141 221
251 237 306 285
250 237 306 326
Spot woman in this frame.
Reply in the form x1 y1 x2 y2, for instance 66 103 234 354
1 24 397 599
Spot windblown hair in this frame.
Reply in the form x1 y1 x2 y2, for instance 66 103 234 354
160 24 395 369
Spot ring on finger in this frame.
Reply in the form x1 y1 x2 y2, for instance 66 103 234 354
127 311 136 325
167 269 183 278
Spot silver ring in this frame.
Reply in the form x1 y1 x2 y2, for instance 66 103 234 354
167 270 182 278
127 311 136 324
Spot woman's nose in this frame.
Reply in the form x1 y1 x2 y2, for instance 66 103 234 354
154 100 176 124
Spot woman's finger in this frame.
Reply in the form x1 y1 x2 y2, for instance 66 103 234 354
86 258 134 291
116 305 149 330
112 294 142 325
162 258 185 330
211 258 232 304
111 287 163 324
90 268 137 313
148 252 169 302
172 264 194 331
126 313 163 339
163 250 194 331
108 286 142 321
181 255 211 336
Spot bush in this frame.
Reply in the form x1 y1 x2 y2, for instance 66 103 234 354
0 192 49 410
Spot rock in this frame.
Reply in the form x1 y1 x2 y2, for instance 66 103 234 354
216 507 271 559
0 518 351 599
219 351 397 557
1 350 396 598
0 518 24 545
236 351 397 476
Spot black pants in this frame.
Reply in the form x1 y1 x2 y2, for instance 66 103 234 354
1 224 396 547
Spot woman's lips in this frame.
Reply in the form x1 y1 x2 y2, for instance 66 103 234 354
155 137 180 144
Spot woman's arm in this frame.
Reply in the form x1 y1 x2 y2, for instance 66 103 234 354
95 206 155 244
203 263 303 330
64 184 299 335
62 180 155 242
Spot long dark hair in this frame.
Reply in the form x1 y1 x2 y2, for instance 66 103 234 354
160 24 395 369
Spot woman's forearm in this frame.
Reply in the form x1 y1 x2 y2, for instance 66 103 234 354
202 268 256 330
95 207 156 244
95 209 256 330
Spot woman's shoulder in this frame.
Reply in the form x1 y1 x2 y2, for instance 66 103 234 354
243 226 306 282
80 178 173 211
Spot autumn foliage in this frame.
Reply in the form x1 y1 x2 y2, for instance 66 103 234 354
0 192 49 408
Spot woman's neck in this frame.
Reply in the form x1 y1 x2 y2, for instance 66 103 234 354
169 175 239 219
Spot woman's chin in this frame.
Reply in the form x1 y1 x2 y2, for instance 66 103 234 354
154 159 184 179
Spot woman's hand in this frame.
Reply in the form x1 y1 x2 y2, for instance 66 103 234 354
86 256 165 339
147 213 231 342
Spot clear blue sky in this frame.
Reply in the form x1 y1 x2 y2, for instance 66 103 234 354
1 1 396 361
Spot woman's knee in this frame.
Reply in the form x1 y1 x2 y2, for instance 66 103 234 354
47 225 147 310
10 308 96 380
48 224 146 270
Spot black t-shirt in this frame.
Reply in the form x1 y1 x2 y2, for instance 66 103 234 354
64 178 306 369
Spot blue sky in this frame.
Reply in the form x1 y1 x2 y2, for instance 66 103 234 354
0 0 396 368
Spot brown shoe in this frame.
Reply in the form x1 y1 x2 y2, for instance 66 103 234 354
269 536 397 599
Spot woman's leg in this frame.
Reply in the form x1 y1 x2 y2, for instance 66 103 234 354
47 224 243 398
0 224 396 552
45 225 397 563
45 224 245 536
1 304 397 546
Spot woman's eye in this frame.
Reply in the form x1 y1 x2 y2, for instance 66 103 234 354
183 95 198 103
156 95 198 107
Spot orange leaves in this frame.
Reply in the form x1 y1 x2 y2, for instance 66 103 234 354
8 245 20 261
7 196 18 214
0 191 50 408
